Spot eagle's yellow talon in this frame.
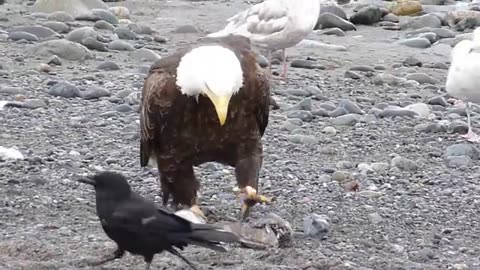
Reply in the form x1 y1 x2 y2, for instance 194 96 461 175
238 186 274 218
189 204 207 221
256 194 272 204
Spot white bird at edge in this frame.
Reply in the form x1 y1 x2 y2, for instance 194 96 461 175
206 0 321 80
446 27 480 143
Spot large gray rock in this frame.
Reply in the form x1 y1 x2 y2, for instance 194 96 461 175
32 0 108 17
31 39 94 60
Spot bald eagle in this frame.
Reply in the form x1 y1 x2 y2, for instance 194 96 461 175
140 35 272 219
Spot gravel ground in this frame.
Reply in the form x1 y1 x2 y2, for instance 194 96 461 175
1 0 480 269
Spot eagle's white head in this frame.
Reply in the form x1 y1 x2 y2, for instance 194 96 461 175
176 45 244 126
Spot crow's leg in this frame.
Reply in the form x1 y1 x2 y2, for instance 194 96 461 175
88 248 124 266
144 255 154 270
235 147 273 219
168 248 198 270
170 166 207 220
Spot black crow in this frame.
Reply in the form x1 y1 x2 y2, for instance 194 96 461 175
78 171 239 270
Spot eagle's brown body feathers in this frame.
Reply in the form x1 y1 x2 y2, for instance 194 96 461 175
140 35 270 211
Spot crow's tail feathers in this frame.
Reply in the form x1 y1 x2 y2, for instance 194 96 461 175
184 223 239 252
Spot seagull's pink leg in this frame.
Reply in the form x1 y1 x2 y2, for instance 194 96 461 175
280 49 288 80
460 102 480 143
266 50 273 80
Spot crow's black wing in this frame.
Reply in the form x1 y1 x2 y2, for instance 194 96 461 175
105 194 192 236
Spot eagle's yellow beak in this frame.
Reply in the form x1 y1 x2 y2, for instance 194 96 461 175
205 92 231 126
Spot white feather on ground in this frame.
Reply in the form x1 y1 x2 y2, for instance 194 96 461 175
207 0 321 79
0 101 9 110
446 27 480 142
0 146 24 161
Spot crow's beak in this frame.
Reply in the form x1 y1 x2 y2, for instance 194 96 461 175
77 177 95 186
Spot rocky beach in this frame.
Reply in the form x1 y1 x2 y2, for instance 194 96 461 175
1 0 480 269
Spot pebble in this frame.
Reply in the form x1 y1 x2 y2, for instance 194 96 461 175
321 27 346 36
350 6 382 25
114 104 133 112
338 99 364 114
287 98 312 111
370 162 390 173
408 248 435 263
344 70 361 79
81 87 110 100
96 61 120 71
445 155 472 168
444 144 479 160
368 212 383 224
35 63 52 73
91 9 119 25
379 107 418 118
427 96 448 107
328 107 348 117
41 21 70 34
10 26 57 39
319 4 347 20
115 27 138 40
286 135 318 145
391 156 418 171
8 31 39 42
128 23 155 35
350 65 375 72
401 14 442 30
0 87 26 95
290 59 320 70
322 126 337 135
372 73 407 86
66 26 98 43
32 39 94 60
48 81 81 98
399 37 431 48
383 13 399 23
392 0 423 16
452 264 469 270
286 110 313 122
174 25 199 34
81 37 108 52
403 56 422 67
108 40 134 51
331 170 350 182
404 103 430 118
317 13 357 31
303 214 329 238
332 113 360 126
47 11 75 22
94 20 115 31
109 6 130 19
405 73 440 84
131 48 162 62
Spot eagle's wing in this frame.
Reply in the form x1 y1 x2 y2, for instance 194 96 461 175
255 66 271 137
140 68 176 167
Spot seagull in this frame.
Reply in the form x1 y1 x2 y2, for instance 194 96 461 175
207 0 321 80
446 27 480 143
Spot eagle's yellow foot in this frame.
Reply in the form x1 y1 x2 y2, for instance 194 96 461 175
189 204 208 221
239 186 274 219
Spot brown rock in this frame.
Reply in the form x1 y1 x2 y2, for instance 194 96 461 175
391 0 423 16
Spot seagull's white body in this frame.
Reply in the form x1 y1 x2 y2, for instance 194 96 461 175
446 27 480 142
207 0 320 78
